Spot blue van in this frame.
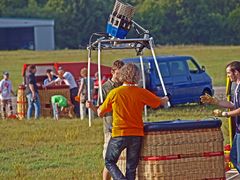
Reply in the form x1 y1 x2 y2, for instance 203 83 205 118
122 55 214 105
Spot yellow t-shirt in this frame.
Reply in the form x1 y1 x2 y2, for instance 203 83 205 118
99 85 163 137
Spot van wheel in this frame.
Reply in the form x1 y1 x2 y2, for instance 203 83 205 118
202 89 212 96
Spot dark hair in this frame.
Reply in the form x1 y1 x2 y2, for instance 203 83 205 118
46 69 52 73
28 64 36 73
226 61 240 73
112 60 124 72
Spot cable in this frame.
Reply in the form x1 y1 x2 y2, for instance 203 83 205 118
88 32 110 49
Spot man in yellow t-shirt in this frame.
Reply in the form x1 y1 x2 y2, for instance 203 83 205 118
98 63 169 180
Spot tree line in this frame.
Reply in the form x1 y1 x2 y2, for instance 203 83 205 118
0 0 240 49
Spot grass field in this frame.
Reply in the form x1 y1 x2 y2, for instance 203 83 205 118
0 46 240 88
0 46 239 179
0 105 229 179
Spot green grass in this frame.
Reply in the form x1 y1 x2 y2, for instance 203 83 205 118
0 119 103 179
0 46 237 178
0 46 240 88
0 105 230 179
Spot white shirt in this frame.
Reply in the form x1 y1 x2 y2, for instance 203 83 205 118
0 79 13 100
55 72 77 89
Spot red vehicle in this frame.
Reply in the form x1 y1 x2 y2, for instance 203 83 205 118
22 62 111 84
20 62 111 117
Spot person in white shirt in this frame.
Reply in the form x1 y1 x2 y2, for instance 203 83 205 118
0 72 15 119
44 67 80 117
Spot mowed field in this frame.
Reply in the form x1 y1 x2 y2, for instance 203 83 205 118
0 45 240 88
0 46 240 179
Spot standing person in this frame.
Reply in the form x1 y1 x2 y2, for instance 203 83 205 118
51 95 74 120
26 65 40 119
97 63 169 180
0 72 15 119
77 67 89 120
43 69 57 86
201 61 240 173
44 67 80 118
93 72 100 106
93 72 107 106
86 60 124 180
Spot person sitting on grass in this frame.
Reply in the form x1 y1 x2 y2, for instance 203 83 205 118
97 63 169 180
51 95 74 120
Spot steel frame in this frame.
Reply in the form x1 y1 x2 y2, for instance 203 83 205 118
86 37 170 127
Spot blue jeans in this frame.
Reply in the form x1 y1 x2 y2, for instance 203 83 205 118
52 103 58 120
105 136 143 180
70 87 80 118
230 133 240 172
26 93 40 119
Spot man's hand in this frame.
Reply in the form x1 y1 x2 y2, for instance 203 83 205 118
97 107 104 118
86 101 94 109
86 100 98 113
32 93 36 100
200 93 219 105
161 96 169 105
213 109 229 117
213 109 222 116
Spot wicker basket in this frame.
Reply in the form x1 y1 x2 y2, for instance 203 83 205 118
41 107 52 117
38 86 70 117
38 86 70 105
112 0 135 19
117 120 225 180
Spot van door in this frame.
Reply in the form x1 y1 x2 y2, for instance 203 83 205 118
186 58 205 100
169 60 192 104
151 61 173 98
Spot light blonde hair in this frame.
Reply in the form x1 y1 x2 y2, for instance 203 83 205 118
80 67 87 77
120 63 140 84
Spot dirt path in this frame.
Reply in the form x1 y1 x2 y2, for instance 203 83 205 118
214 86 226 100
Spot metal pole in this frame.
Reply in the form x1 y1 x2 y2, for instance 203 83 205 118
139 55 147 121
87 47 92 127
98 42 103 103
149 38 171 107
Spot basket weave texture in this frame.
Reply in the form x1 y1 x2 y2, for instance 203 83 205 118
117 127 225 180
112 0 135 19
38 87 70 117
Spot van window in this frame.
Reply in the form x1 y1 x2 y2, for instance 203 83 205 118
187 59 200 73
132 62 150 75
169 61 187 76
156 62 170 77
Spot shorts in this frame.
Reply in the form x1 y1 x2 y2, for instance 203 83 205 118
103 131 111 159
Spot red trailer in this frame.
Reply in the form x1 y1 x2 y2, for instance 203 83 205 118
22 62 111 84
19 62 111 118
